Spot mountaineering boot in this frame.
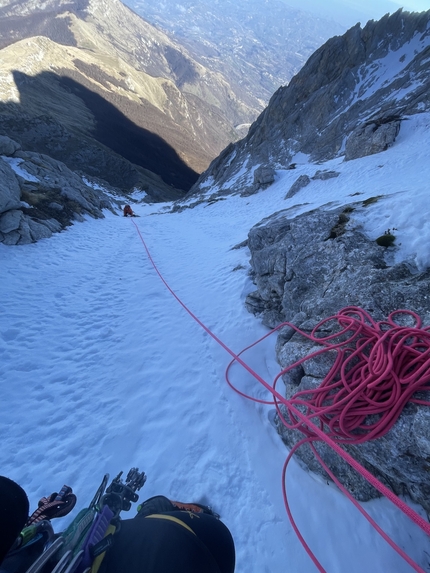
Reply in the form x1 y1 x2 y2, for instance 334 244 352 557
135 496 176 518
135 495 220 519
170 500 220 519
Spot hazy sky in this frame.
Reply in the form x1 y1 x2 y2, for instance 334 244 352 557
281 0 430 27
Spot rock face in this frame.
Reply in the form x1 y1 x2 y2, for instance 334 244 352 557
188 9 430 198
0 155 21 213
161 6 430 516
0 137 115 245
345 117 402 161
244 203 430 512
284 174 310 199
245 204 430 327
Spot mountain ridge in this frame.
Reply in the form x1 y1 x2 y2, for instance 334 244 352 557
0 0 258 192
188 8 430 198
123 0 346 108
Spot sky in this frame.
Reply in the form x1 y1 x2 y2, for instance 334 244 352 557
281 0 430 27
2 111 430 572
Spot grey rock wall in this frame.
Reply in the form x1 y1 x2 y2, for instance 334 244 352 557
245 206 430 327
0 156 21 213
345 117 402 161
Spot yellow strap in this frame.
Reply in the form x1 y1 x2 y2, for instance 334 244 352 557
145 514 196 535
90 524 116 573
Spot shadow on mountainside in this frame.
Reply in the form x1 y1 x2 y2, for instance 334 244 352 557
0 70 199 191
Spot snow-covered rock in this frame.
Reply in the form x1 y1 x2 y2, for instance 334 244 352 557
0 147 115 245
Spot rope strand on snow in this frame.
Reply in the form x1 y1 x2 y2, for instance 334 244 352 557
131 219 430 572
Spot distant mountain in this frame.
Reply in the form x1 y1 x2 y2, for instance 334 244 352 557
189 9 430 197
0 0 347 195
122 0 345 107
0 0 259 192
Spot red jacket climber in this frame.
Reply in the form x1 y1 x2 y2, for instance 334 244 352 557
123 205 136 217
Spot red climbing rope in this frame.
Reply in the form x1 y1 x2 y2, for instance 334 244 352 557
272 307 430 444
131 219 430 572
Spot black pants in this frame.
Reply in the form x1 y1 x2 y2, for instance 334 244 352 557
100 497 235 573
0 477 29 565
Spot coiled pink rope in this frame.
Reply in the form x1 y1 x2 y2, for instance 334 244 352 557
272 307 430 443
132 220 430 572
226 307 430 572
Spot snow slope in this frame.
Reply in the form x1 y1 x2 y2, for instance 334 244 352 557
2 113 430 572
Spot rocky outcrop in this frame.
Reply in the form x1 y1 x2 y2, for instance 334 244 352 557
345 117 402 161
312 170 340 181
240 166 277 197
275 322 430 512
245 204 430 326
0 136 116 245
188 9 430 198
244 203 430 512
0 155 21 213
284 174 310 199
0 134 20 156
253 166 276 189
